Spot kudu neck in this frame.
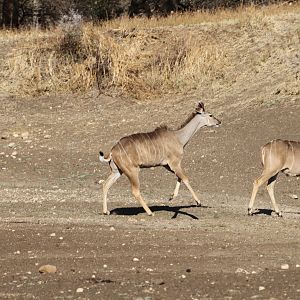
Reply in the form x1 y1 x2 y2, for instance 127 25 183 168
175 113 206 146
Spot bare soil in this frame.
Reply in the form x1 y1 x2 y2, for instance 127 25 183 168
0 91 299 300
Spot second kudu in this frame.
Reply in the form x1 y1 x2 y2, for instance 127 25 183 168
99 102 221 216
248 139 300 217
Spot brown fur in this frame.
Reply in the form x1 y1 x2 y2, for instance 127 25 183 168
112 126 181 169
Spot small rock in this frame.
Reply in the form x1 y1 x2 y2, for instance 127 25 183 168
21 132 29 139
109 226 115 231
76 288 84 293
235 268 249 274
259 286 265 291
1 132 9 139
133 257 139 262
146 268 153 272
50 233 56 237
281 264 289 270
13 133 19 138
275 89 281 95
181 274 186 279
152 278 164 285
44 134 51 139
288 194 298 199
296 264 300 268
8 142 16 148
11 151 18 157
39 265 57 274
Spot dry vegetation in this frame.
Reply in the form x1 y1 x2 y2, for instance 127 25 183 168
0 3 299 100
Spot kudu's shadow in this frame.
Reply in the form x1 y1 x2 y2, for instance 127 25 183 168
110 204 210 220
251 208 273 216
252 208 300 216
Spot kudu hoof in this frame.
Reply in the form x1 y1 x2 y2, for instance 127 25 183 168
247 208 254 216
103 211 110 216
196 202 202 207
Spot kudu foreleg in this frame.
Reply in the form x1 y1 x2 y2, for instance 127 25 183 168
169 178 181 201
169 163 201 206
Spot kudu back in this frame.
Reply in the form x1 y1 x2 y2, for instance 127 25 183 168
248 139 300 216
99 102 221 216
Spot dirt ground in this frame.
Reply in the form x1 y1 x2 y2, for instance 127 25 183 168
0 90 299 300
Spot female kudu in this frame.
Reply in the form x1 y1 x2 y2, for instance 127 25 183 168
99 102 221 216
248 139 300 216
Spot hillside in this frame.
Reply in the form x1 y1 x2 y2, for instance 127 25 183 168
0 3 299 107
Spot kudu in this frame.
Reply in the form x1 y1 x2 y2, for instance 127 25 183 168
248 139 300 217
99 102 221 216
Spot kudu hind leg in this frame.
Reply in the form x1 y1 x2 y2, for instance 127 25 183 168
102 170 121 215
266 174 282 216
248 171 278 215
126 169 154 216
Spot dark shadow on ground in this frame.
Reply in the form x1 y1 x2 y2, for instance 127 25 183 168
110 204 211 219
251 208 300 217
252 208 273 216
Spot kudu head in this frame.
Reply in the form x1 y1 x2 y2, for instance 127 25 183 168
195 102 221 127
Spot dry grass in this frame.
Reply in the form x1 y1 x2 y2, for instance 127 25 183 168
0 2 299 99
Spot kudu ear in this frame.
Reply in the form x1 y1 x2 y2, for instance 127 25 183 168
195 101 205 113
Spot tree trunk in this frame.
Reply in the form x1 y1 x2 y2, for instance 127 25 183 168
12 0 19 28
2 0 12 28
32 0 40 28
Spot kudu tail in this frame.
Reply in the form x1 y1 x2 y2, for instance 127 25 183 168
99 151 112 163
261 146 266 167
261 141 272 167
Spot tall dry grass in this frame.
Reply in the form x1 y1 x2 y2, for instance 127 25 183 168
0 2 299 99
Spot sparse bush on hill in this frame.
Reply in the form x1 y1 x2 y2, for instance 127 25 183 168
0 2 299 99
58 9 83 60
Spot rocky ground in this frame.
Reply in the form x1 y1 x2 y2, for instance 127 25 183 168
0 92 299 299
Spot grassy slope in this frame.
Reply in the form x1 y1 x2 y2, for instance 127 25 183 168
0 3 299 108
